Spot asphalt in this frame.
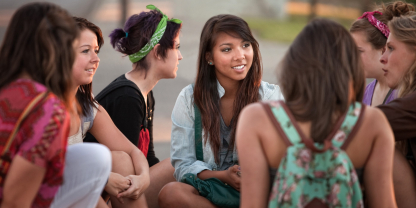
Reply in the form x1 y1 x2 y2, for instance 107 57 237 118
0 0 291 161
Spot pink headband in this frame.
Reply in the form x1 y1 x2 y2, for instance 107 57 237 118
358 11 390 38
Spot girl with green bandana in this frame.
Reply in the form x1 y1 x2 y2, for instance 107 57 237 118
84 5 183 208
158 14 284 208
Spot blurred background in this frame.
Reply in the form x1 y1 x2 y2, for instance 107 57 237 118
0 0 404 160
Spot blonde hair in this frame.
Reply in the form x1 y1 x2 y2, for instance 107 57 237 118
388 13 416 97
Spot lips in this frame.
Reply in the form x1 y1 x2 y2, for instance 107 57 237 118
382 68 388 76
232 64 246 72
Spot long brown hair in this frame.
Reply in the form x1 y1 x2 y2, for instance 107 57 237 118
73 17 103 116
389 14 416 98
279 19 365 143
0 2 78 107
350 1 414 50
194 14 262 162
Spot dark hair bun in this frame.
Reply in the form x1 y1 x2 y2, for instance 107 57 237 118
383 1 415 20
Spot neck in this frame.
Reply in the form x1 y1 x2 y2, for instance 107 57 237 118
219 79 240 99
374 74 390 91
125 68 159 98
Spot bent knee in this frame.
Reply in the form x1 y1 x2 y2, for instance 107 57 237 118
158 182 197 207
111 151 135 175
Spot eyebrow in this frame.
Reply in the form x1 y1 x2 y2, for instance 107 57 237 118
219 43 232 47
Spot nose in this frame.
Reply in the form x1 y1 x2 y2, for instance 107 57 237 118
233 47 245 61
177 50 183 60
92 51 100 63
380 51 387 65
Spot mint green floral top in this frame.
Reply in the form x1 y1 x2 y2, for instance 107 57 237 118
263 101 365 208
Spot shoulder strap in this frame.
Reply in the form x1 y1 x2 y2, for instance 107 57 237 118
192 84 203 161
260 101 302 146
95 78 140 102
330 102 366 150
0 91 48 183
383 89 394 104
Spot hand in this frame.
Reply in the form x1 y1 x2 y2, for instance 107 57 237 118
104 172 131 203
117 174 150 200
223 165 241 191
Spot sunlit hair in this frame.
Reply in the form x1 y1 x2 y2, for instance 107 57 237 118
73 17 102 116
0 2 79 107
279 18 365 143
388 14 416 98
194 14 262 163
350 1 414 50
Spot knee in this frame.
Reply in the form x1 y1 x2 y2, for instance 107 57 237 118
111 151 135 175
84 143 112 174
158 182 190 208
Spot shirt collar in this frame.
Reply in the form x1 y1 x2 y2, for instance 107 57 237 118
217 80 225 98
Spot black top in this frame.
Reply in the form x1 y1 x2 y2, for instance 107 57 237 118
84 74 159 167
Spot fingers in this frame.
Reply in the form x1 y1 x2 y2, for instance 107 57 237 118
117 183 140 200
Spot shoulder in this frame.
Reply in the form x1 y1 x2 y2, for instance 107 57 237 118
176 84 194 103
361 105 393 137
259 81 284 101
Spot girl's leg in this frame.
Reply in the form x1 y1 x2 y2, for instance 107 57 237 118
393 148 416 208
51 143 112 208
110 151 148 208
145 158 176 208
158 182 218 208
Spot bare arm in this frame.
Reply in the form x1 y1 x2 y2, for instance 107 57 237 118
364 108 396 208
236 104 270 208
89 105 150 197
1 156 46 208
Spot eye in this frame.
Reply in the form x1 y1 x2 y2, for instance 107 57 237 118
82 49 89 53
388 46 393 51
221 47 231 52
243 43 251 48
176 45 180 50
95 49 100 54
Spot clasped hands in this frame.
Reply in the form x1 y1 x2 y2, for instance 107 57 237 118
104 172 149 204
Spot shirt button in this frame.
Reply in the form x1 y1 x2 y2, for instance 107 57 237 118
213 168 216 171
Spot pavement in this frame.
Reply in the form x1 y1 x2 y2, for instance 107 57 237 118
0 0 290 161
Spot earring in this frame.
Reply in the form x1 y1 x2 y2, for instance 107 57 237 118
208 61 213 65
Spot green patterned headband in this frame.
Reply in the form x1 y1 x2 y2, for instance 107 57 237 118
128 5 182 63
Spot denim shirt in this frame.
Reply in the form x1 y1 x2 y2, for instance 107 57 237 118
170 81 284 181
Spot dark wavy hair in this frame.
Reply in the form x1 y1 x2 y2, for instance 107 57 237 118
280 19 365 143
73 17 102 116
194 14 262 163
350 1 415 50
109 10 182 77
0 2 79 107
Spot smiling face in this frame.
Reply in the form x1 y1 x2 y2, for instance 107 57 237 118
157 35 182 79
209 32 253 85
72 29 100 87
351 31 384 79
380 32 416 89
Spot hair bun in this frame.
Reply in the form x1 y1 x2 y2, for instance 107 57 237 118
383 1 415 20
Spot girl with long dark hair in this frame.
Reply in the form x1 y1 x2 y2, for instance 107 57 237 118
158 14 284 207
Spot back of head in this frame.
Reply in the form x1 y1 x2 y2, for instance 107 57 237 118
109 9 182 72
194 14 262 163
280 18 364 143
350 1 415 49
0 2 78 105
389 14 416 97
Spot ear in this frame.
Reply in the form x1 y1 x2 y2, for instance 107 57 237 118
348 80 356 103
153 44 161 60
205 52 212 63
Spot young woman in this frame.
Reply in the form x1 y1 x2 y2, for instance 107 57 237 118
158 14 284 208
237 19 396 207
0 2 111 208
378 13 416 208
350 1 414 106
68 17 151 208
82 5 183 208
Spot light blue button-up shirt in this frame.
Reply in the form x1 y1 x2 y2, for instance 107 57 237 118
170 81 284 181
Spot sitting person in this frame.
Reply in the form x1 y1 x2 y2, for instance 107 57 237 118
350 1 414 106
69 17 150 207
83 5 183 208
378 11 416 208
237 19 396 208
0 2 111 208
158 14 284 208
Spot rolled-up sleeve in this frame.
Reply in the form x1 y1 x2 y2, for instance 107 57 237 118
170 86 212 181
